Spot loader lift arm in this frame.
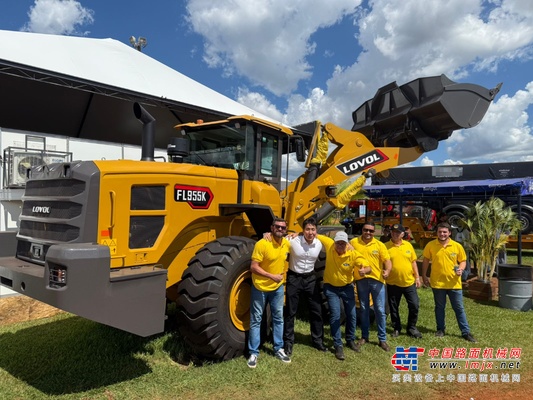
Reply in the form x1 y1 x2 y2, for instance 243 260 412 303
282 74 501 229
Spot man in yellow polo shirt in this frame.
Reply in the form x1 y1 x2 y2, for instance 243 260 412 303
351 222 392 352
422 222 477 342
247 218 291 368
317 231 370 361
385 224 422 339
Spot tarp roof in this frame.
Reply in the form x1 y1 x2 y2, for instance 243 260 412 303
0 30 277 149
364 178 533 197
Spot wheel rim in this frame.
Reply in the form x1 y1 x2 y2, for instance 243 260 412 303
447 213 463 229
229 270 251 331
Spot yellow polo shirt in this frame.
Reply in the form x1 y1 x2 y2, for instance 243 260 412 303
423 239 466 290
317 234 367 287
251 238 290 291
386 240 418 287
350 236 390 283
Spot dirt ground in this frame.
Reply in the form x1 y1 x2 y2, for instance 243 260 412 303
0 295 62 326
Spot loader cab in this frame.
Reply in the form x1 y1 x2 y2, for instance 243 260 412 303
174 116 295 189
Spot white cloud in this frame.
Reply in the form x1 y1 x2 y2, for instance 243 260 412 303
236 88 285 123
185 0 361 96
420 156 434 167
187 0 533 165
22 0 94 35
319 0 533 129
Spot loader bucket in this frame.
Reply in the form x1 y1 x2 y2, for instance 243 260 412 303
352 74 501 152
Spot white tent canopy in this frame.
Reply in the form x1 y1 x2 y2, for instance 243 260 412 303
0 30 277 149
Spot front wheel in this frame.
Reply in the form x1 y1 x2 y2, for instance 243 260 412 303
176 236 256 360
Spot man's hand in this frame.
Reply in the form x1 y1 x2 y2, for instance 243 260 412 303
270 273 284 283
363 168 377 178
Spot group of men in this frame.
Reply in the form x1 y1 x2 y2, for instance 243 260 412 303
246 217 476 368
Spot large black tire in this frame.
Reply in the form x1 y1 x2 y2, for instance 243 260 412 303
516 210 533 234
176 236 256 360
446 210 466 229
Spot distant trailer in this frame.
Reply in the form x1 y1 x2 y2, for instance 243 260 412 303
373 161 533 185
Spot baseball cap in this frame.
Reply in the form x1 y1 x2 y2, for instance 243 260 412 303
334 231 349 243
391 223 405 233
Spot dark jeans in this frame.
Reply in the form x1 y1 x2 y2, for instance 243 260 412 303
323 283 356 347
432 288 471 335
356 278 387 341
283 270 324 346
387 283 419 332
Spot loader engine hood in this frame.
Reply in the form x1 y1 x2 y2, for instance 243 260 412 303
352 74 501 152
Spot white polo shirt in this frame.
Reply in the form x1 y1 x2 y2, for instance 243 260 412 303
288 235 323 274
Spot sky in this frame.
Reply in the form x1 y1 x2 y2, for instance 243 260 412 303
1 0 532 170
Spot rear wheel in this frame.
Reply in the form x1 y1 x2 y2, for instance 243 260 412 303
176 236 256 360
446 210 466 229
516 211 533 234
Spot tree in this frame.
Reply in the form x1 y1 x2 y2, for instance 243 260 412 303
462 197 522 282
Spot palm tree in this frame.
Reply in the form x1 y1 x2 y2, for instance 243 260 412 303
462 197 522 282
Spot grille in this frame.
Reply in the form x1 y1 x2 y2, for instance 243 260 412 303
25 179 85 197
19 221 80 242
22 201 82 219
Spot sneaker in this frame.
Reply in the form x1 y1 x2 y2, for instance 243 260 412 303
335 345 345 360
247 354 257 369
435 330 445 338
275 349 291 363
357 337 368 346
462 333 477 343
284 343 293 356
346 340 361 353
378 341 391 352
392 330 400 338
408 328 423 339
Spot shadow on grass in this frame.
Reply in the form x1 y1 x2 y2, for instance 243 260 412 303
0 315 156 395
162 303 205 367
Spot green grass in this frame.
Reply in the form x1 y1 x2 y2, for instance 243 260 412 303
1 286 532 400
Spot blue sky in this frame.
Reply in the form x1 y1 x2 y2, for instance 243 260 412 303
1 0 532 167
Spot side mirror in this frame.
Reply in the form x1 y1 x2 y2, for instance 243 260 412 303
295 137 306 162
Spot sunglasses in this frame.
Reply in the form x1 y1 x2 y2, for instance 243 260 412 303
273 224 287 230
363 228 375 233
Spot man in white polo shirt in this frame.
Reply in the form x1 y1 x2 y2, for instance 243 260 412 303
283 217 326 356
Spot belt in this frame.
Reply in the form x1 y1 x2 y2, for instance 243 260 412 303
288 270 315 277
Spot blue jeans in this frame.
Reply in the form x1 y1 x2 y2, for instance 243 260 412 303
323 283 356 347
357 278 387 341
432 288 471 335
248 284 284 356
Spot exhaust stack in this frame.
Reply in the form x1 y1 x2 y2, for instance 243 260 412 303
133 102 155 161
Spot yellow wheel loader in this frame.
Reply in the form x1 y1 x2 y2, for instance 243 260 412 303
0 74 500 360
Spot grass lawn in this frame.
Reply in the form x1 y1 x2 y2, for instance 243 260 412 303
1 281 532 400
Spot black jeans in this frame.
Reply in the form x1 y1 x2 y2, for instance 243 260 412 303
283 270 324 346
386 283 419 332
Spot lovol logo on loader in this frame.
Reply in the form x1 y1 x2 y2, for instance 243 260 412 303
337 150 389 176
174 184 214 209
